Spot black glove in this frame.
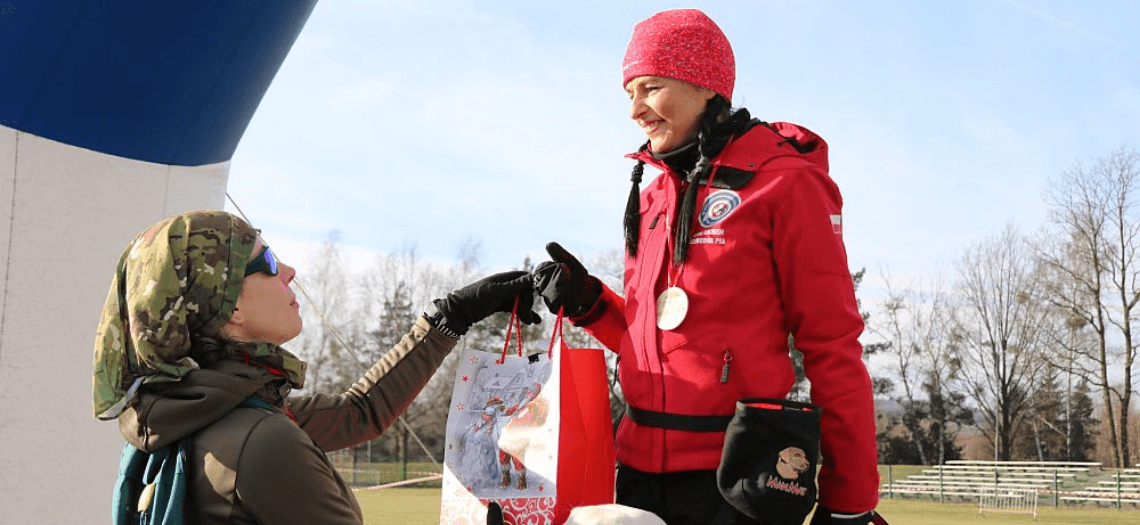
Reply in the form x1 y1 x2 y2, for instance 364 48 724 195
428 271 540 338
532 242 601 317
809 506 877 525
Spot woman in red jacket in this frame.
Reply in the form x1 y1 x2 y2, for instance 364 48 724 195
534 9 879 525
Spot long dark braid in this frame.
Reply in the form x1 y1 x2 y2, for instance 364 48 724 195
672 94 730 264
624 160 646 257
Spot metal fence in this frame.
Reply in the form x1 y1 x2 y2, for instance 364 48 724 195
326 448 444 488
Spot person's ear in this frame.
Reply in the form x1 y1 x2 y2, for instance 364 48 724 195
228 307 246 326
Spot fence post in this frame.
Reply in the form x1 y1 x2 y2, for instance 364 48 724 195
401 431 409 482
939 465 945 504
367 439 374 485
1117 469 1122 510
888 465 893 500
1053 468 1059 508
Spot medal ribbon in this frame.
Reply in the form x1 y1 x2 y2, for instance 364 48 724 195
663 207 687 290
665 164 722 288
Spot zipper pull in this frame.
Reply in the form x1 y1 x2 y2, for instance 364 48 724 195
721 349 732 383
649 212 662 229
612 355 621 389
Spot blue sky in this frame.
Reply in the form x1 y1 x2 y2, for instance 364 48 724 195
225 0 1139 316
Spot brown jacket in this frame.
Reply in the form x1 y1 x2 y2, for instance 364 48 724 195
117 317 455 524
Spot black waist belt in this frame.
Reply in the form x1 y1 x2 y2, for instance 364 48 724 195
625 405 733 432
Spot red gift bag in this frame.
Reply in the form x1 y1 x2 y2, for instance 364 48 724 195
441 309 615 525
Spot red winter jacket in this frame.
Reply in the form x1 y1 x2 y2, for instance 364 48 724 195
575 121 879 513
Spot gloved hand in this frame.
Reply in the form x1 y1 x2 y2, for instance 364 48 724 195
532 242 601 317
429 271 540 337
809 506 878 525
487 501 503 525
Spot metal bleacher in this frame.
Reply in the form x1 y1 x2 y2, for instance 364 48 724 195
1058 466 1140 507
878 460 1140 508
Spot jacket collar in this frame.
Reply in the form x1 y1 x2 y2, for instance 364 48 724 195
629 108 762 190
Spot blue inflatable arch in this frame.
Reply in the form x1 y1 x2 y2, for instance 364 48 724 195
0 0 318 166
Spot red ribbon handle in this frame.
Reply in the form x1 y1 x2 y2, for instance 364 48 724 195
497 297 525 365
547 306 564 359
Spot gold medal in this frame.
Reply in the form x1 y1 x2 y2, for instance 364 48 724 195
656 286 689 330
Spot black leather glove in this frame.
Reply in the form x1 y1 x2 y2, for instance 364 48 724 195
532 242 601 317
809 506 877 525
427 271 540 338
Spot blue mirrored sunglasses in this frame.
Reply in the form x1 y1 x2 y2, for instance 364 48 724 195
244 245 279 277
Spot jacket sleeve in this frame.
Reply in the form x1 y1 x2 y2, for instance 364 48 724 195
285 316 457 451
771 164 879 513
570 282 627 353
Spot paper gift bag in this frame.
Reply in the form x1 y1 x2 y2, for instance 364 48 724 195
441 310 615 525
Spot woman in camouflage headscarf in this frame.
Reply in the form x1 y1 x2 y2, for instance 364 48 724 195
93 210 538 525
93 210 263 418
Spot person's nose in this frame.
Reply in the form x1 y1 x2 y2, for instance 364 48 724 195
629 93 646 121
279 262 297 285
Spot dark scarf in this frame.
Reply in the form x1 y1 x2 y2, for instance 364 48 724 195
624 108 758 262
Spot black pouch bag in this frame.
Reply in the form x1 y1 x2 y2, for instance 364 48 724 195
714 398 822 525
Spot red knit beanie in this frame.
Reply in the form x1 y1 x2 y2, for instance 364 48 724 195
622 9 735 102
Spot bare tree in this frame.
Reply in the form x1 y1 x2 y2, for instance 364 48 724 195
879 278 929 465
1040 146 1140 467
1034 227 1109 461
293 237 555 466
362 244 450 342
877 269 969 465
292 231 364 394
1098 147 1140 467
955 224 1052 460
358 244 467 463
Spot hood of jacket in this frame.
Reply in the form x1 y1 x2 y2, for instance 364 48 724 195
763 120 829 173
117 359 288 452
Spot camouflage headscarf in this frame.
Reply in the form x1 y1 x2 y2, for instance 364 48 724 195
92 210 303 420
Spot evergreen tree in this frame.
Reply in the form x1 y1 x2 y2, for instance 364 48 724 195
876 389 968 465
1015 371 1065 460
1065 379 1099 461
926 379 971 464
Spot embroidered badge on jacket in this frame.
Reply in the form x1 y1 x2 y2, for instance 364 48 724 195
830 214 842 234
698 190 741 228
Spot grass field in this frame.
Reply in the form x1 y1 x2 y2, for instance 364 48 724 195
354 487 1138 525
